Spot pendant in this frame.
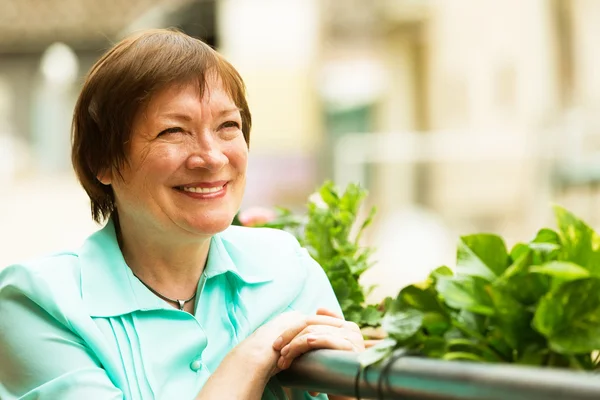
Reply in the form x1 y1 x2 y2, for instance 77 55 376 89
177 300 185 310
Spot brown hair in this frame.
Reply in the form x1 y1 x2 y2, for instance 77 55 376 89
71 28 251 223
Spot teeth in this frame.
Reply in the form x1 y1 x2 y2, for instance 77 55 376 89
181 185 224 194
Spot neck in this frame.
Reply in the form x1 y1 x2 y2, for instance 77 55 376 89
116 215 211 301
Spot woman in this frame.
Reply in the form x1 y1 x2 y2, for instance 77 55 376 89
0 29 364 399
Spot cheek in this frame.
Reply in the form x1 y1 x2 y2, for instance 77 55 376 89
225 141 248 175
135 145 188 177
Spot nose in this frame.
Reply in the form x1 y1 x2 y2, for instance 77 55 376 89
185 132 228 172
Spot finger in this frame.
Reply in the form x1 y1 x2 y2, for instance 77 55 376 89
279 334 354 368
316 308 344 320
272 315 348 350
365 339 383 349
292 324 364 352
297 318 365 349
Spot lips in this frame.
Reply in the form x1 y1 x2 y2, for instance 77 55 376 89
175 180 229 196
180 185 224 194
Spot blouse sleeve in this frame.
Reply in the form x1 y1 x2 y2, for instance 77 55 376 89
0 267 124 400
285 248 345 400
287 246 344 320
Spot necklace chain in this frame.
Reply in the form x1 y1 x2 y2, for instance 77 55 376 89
133 273 197 311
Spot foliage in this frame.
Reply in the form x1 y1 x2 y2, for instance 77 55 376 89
260 181 383 328
360 205 600 371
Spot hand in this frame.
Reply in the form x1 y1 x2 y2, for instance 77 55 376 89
272 308 364 371
236 311 308 380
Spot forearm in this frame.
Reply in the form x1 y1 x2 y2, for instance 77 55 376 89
195 347 272 400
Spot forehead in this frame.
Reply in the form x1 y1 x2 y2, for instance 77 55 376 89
144 77 237 116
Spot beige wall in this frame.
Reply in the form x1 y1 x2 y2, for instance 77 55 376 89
427 0 559 130
217 0 322 156
572 0 600 109
419 0 559 238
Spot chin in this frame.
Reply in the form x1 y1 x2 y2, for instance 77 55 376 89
185 214 235 236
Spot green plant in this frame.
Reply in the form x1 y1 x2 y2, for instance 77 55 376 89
361 205 600 371
262 181 383 328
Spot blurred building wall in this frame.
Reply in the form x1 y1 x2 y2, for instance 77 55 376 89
218 0 323 207
2 0 600 295
320 0 566 231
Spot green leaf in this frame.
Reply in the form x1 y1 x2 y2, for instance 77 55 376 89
380 296 394 314
497 249 550 306
553 205 600 275
398 284 445 314
420 337 447 358
529 261 590 281
455 310 487 336
382 309 424 342
430 265 453 280
356 206 376 243
500 247 533 281
529 242 560 252
446 338 503 361
488 286 540 351
436 275 495 316
486 327 514 361
510 243 530 264
358 338 396 367
360 305 383 327
527 228 562 263
422 312 450 336
532 228 561 245
516 344 549 366
533 278 600 354
503 273 550 306
528 242 561 255
318 181 340 207
457 234 509 280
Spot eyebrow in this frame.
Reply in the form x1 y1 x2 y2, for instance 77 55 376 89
160 108 242 121
217 107 243 116
161 113 193 121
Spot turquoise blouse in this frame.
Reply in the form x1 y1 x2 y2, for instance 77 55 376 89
0 220 342 399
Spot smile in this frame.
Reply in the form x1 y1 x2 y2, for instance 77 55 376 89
180 185 224 194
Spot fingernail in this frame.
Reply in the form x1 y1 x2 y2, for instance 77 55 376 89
281 345 290 356
273 336 283 349
278 357 285 369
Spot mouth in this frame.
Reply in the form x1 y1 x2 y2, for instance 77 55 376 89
178 185 225 194
175 181 229 198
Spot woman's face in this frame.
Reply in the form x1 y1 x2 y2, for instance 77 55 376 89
102 77 248 239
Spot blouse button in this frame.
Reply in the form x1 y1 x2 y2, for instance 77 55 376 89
190 359 202 372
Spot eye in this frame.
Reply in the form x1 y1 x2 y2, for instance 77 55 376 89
220 121 241 130
157 127 184 137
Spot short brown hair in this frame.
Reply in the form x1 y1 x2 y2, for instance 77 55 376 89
71 28 252 223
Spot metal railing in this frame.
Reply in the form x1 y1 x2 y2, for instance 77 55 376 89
278 349 600 399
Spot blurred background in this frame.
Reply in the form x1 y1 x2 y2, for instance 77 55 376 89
1 0 599 302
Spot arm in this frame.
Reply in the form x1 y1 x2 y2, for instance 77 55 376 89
195 346 271 400
280 247 364 400
1 269 280 400
0 282 124 400
195 311 312 400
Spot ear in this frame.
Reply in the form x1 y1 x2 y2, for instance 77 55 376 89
97 169 112 185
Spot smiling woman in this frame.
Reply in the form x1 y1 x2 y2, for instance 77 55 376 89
0 29 364 400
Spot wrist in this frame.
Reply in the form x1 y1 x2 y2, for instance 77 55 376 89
227 342 278 381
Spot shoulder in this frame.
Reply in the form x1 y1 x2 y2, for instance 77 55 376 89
1 251 81 292
219 227 342 314
0 251 83 323
216 225 339 313
218 225 308 277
